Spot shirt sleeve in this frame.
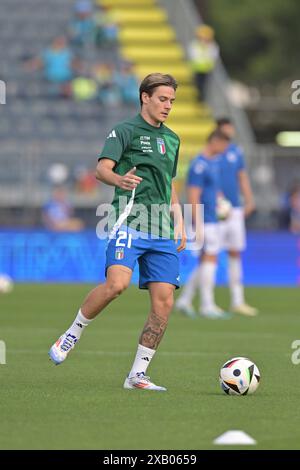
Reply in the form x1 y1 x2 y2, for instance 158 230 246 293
187 159 205 188
172 141 180 178
98 124 131 163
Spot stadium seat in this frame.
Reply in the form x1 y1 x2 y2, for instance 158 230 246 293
119 27 176 44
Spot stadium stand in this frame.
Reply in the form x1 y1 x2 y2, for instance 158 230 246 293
5 0 284 230
0 0 126 215
0 0 217 223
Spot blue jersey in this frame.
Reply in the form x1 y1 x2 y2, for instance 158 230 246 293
219 143 245 207
187 154 220 223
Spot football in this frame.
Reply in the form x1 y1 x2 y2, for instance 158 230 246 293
0 274 14 294
219 357 260 395
216 196 232 220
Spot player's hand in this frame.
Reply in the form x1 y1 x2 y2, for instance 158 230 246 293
175 223 187 252
118 167 143 191
244 201 255 218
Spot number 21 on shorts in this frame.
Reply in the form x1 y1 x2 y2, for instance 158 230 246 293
116 230 132 248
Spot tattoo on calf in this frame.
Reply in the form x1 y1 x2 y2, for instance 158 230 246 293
140 311 168 350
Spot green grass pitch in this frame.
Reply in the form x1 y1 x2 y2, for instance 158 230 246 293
0 284 300 450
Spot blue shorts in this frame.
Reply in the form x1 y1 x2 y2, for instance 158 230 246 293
105 226 180 289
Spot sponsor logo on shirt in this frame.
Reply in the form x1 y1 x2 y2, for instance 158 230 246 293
157 138 166 155
140 135 153 153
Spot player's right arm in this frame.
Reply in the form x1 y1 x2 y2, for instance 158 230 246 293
96 159 142 191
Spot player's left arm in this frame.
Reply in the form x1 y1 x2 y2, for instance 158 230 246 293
239 170 256 217
171 182 187 252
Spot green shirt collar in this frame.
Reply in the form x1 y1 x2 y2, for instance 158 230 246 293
135 113 165 133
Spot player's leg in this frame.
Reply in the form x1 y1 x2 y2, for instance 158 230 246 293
175 223 202 317
175 223 219 318
198 252 218 317
124 282 175 391
197 223 229 318
124 240 179 391
80 265 132 319
49 225 138 364
228 250 244 307
175 265 199 318
226 208 258 316
228 250 257 316
49 266 132 364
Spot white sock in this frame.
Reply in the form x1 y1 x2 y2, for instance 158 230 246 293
198 261 217 313
177 265 200 306
129 344 156 377
66 309 93 340
229 256 245 307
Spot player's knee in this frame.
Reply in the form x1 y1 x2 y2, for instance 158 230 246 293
106 280 128 299
155 295 174 315
165 297 174 313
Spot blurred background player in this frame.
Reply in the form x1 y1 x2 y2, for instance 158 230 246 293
49 73 186 391
175 129 230 319
42 185 85 232
216 117 258 316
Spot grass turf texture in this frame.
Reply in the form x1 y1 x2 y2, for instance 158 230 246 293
0 284 299 450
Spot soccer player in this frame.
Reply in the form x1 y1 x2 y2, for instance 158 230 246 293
216 117 258 316
175 129 230 318
49 73 186 391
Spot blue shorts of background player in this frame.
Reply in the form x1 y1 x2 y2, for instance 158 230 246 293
106 225 180 289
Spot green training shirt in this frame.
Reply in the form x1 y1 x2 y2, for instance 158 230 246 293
98 113 180 238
